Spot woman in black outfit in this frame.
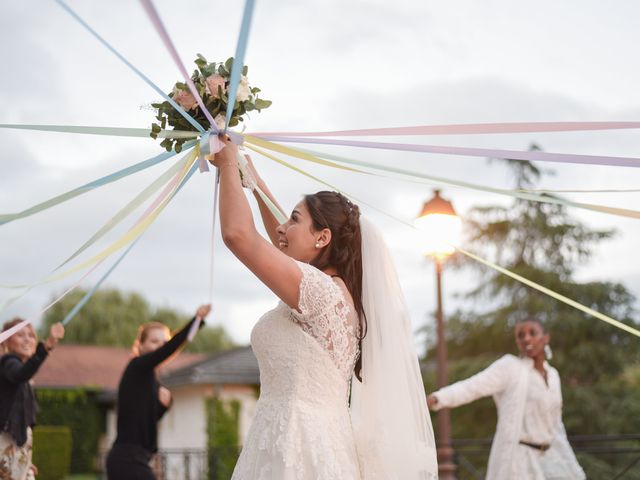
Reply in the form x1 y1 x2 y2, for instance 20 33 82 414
0 319 65 480
106 304 211 480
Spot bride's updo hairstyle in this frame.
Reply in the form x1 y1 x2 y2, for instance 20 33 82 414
304 191 367 379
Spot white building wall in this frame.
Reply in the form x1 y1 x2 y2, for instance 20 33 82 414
159 384 208 450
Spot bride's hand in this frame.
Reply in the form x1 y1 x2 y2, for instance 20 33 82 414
211 135 239 169
427 394 438 410
237 151 259 191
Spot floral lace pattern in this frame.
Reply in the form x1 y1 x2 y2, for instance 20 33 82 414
289 261 360 382
232 261 361 479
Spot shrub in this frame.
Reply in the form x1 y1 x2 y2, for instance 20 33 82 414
32 426 72 480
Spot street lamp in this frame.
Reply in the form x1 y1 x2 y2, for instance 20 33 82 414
415 189 461 480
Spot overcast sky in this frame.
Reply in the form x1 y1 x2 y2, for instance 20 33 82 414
1 0 640 350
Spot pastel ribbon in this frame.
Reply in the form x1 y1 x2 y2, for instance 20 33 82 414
0 124 198 139
47 150 198 283
225 0 256 130
250 136 640 169
244 145 377 219
254 187 288 224
2 154 201 342
56 150 194 269
61 239 140 326
208 170 221 303
244 136 366 173
138 0 217 134
249 121 640 137
454 246 640 338
277 145 640 221
247 146 640 339
0 144 194 226
55 0 204 134
60 157 201 327
0 149 198 297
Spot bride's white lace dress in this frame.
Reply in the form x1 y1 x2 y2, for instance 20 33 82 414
231 260 362 480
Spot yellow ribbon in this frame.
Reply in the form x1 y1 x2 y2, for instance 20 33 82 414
48 149 197 284
246 145 640 339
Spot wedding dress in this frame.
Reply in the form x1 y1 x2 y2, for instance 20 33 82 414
231 260 362 479
232 218 438 480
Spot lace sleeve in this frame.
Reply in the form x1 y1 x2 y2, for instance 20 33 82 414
289 261 359 380
290 261 336 318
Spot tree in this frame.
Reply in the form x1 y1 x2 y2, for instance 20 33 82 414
40 288 235 354
423 148 640 476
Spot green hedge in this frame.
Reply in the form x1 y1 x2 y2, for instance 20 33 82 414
32 426 72 480
35 389 105 474
206 397 240 479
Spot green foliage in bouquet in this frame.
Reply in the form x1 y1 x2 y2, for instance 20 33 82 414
150 55 272 153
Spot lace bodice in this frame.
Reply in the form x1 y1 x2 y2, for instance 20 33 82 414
289 261 360 381
232 260 362 479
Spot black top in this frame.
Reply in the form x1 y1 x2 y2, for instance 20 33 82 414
0 342 48 446
113 318 199 453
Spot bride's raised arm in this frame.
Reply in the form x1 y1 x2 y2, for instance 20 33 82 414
241 151 285 247
212 136 302 309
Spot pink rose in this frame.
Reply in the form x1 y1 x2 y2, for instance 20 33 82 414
205 74 226 98
172 88 198 111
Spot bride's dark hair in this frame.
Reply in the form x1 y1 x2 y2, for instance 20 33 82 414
304 191 367 380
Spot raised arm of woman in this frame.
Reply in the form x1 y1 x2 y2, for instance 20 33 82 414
1 323 64 384
213 137 302 309
135 317 198 369
429 354 516 410
243 153 285 247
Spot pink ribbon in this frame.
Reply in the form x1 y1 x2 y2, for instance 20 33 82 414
0 159 190 345
0 263 102 345
139 0 218 133
249 121 640 138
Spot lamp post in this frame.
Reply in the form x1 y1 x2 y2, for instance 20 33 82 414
415 189 461 480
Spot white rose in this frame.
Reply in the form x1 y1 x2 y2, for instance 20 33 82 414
236 82 251 102
214 114 226 131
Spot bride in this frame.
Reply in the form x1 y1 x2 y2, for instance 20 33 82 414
212 136 437 479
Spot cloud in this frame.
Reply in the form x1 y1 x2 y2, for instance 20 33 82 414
2 1 640 346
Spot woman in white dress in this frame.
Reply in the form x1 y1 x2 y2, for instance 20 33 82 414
427 317 585 480
211 137 438 480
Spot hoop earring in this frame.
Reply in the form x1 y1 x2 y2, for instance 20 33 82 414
544 344 553 360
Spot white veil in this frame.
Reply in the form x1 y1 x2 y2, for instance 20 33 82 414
351 217 438 479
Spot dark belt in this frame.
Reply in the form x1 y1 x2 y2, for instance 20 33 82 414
519 440 550 452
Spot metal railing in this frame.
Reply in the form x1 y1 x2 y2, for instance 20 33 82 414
452 434 640 480
97 436 640 480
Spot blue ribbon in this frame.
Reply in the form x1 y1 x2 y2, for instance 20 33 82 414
198 131 213 172
62 158 200 326
0 143 195 226
225 0 256 131
54 0 205 134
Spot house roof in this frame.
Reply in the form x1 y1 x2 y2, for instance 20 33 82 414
161 346 260 387
33 344 206 391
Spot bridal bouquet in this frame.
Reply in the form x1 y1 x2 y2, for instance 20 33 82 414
150 55 272 152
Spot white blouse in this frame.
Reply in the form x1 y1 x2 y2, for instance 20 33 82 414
431 354 585 480
521 367 556 445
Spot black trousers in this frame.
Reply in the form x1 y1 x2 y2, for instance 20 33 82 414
106 444 155 480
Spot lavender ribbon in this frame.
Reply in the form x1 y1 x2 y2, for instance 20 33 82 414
256 136 640 168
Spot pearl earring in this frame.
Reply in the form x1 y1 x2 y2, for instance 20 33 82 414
315 243 321 248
